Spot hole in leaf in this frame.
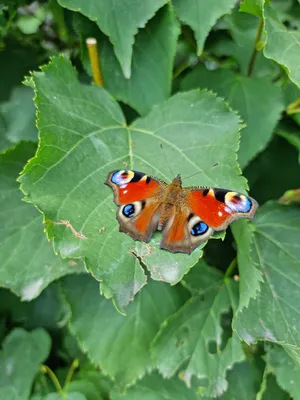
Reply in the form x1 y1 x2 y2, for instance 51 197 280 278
206 308 234 354
208 340 218 354
220 308 233 351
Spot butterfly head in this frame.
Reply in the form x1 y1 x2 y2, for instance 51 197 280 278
172 174 182 187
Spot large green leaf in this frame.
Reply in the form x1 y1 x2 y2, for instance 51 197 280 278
76 6 180 116
233 202 300 362
265 346 300 399
58 0 167 78
62 274 184 387
20 56 247 310
111 372 199 400
0 328 51 400
231 220 263 311
172 0 236 55
0 143 84 300
151 262 245 397
264 5 300 88
181 66 284 168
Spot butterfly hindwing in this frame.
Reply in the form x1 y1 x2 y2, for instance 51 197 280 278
161 207 214 254
105 170 166 242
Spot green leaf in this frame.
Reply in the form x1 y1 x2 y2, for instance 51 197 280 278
0 142 84 300
239 0 264 17
265 346 300 399
0 328 51 399
233 202 300 361
58 0 167 78
219 360 263 400
63 274 184 387
181 259 224 295
0 86 37 151
43 394 87 400
76 5 180 116
181 66 284 168
172 0 237 55
151 263 245 397
67 380 103 400
74 364 113 398
264 5 300 88
0 40 41 103
0 283 70 331
0 387 22 400
20 56 247 309
111 372 199 400
276 122 300 163
231 220 263 311
258 373 290 400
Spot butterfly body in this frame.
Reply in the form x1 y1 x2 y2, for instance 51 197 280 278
105 170 258 254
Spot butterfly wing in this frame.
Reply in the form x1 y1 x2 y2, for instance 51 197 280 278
160 187 258 254
105 170 166 242
160 206 214 254
185 187 258 230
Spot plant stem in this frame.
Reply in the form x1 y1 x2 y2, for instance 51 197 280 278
40 365 63 393
225 258 237 278
86 38 104 87
64 358 79 391
247 19 264 77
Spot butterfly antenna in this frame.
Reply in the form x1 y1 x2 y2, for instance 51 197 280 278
160 143 175 177
183 162 220 181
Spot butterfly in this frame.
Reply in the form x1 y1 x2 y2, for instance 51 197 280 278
105 170 258 254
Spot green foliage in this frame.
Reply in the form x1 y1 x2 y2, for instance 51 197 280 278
0 143 85 300
1 0 300 399
151 263 244 397
77 6 181 116
0 328 51 399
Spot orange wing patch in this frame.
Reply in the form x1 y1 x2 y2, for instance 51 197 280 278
187 190 233 229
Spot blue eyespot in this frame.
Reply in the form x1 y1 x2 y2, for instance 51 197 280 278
242 198 252 213
191 221 208 236
123 204 135 218
111 171 125 185
227 196 252 213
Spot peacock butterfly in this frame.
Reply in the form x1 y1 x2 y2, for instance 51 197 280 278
105 170 258 254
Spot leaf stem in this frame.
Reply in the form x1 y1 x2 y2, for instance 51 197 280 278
225 258 237 278
40 365 63 393
86 38 104 87
247 18 264 77
64 358 79 391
